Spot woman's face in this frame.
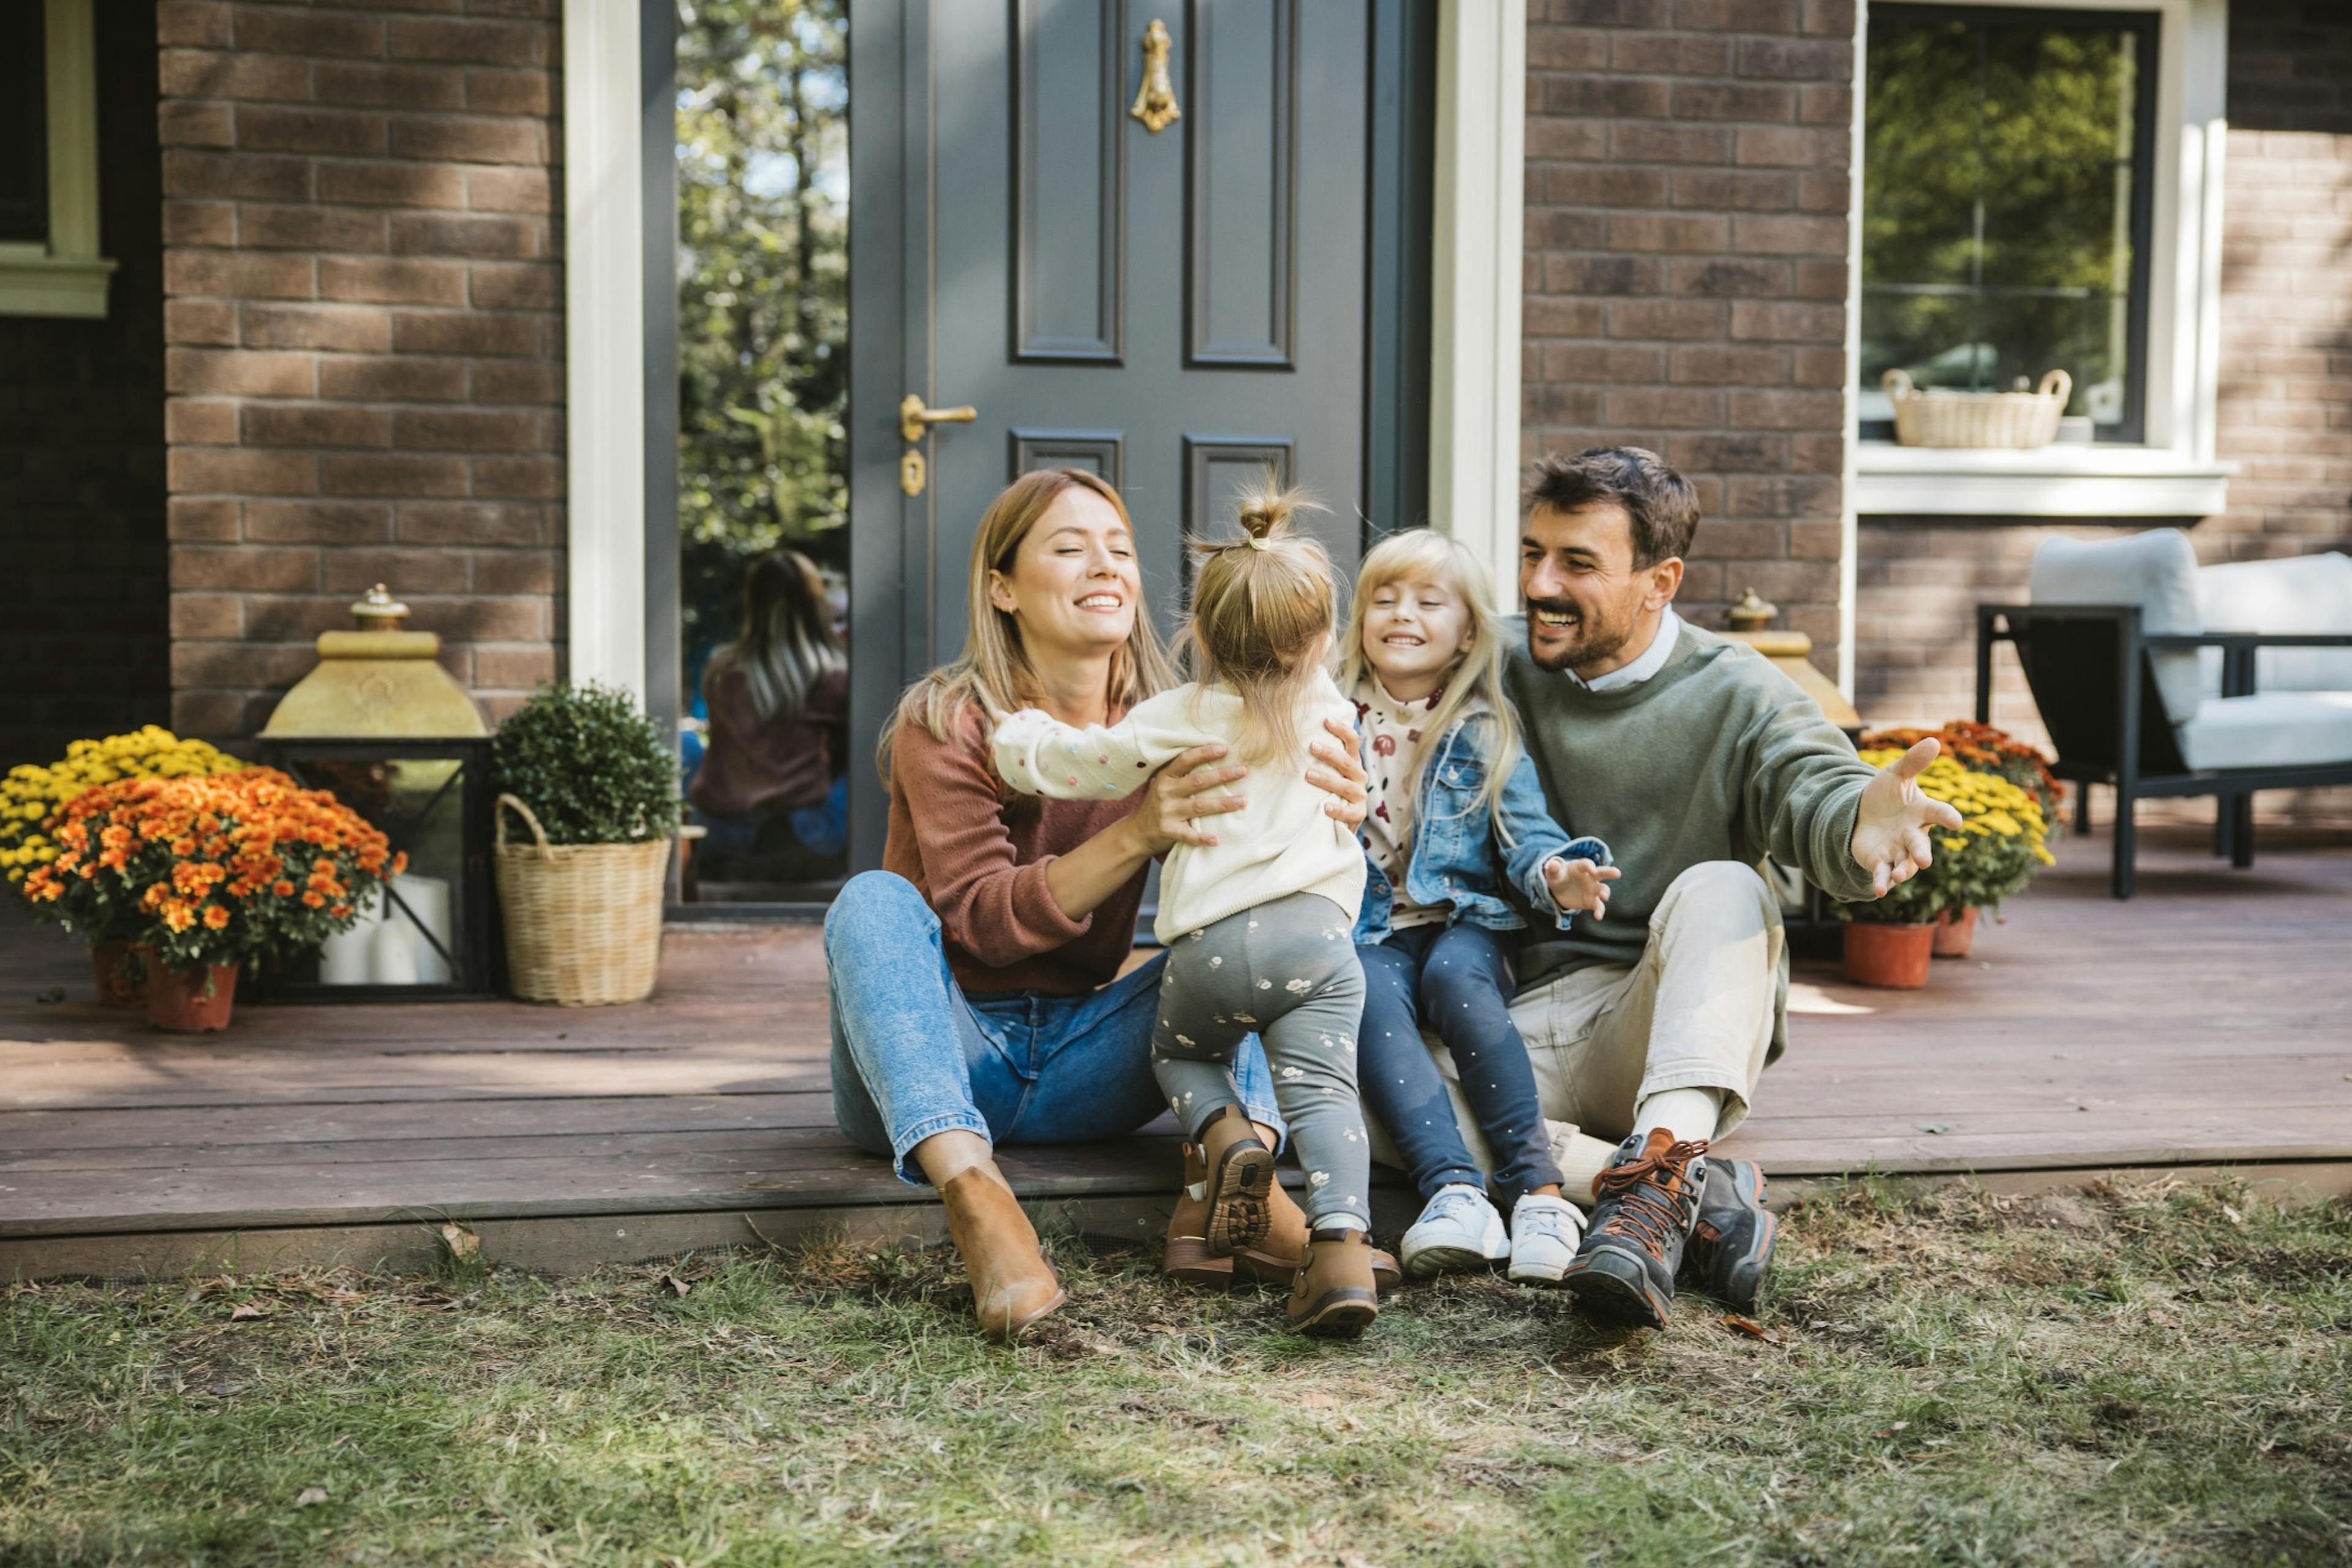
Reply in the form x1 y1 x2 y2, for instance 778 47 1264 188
986 486 1143 663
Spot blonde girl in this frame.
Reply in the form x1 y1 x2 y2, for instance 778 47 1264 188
1341 529 1619 1287
993 490 1385 1336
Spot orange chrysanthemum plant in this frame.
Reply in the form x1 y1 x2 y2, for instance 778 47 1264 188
20 769 405 976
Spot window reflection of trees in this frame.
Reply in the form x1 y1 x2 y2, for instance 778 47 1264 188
1862 9 2152 437
676 0 850 699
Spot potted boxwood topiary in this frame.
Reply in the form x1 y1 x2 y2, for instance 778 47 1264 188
491 681 682 1006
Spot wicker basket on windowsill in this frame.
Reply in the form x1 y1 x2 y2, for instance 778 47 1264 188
1883 368 2071 449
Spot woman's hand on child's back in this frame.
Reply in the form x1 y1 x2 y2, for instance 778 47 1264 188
1304 715 1370 829
1542 856 1621 920
1129 743 1251 853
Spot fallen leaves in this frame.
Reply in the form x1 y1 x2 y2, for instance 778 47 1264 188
1721 1314 1785 1344
439 1223 481 1262
294 1487 328 1508
659 1273 693 1298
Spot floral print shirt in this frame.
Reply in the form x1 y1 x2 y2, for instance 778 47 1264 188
1354 676 1450 932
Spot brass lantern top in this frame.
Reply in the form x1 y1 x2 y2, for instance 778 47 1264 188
1719 585 1862 729
259 585 489 738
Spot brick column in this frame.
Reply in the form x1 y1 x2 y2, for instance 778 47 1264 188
1523 0 1854 674
157 0 563 735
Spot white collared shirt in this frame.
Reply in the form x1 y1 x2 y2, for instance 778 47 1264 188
1574 608 1681 693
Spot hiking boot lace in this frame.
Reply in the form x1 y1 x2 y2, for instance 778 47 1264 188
1593 1140 1708 1261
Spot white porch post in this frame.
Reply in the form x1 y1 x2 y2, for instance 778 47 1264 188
562 0 649 699
1427 0 1528 595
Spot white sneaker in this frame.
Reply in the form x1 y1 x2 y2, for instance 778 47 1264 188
1401 1184 1509 1278
1507 1193 1586 1284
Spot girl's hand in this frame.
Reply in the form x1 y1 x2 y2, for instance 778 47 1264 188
1128 743 1250 853
1542 856 1621 919
1304 715 1370 829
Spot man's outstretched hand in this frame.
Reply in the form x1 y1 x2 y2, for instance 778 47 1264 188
1850 737 1966 896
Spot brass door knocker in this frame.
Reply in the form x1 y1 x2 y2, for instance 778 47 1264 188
1130 18 1180 134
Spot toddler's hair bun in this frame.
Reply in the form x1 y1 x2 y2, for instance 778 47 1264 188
1235 486 1297 546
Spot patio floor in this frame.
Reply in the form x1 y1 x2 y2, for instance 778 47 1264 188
4 822 2348 1281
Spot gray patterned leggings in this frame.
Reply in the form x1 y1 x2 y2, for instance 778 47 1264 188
1152 892 1370 1230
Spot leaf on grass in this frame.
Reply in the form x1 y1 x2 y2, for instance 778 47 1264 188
660 1273 692 1298
228 1302 270 1321
440 1222 481 1261
1721 1314 1784 1344
1875 1420 1910 1438
2147 1308 2177 1327
295 1487 328 1508
2222 1204 2245 1226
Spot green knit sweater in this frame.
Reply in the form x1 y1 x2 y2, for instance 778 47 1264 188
1501 617 1880 1055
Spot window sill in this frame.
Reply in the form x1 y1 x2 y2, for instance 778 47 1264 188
0 253 117 320
1853 442 2235 519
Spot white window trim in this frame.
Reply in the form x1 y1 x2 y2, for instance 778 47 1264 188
0 0 116 320
1849 0 2236 519
1428 0 1527 592
562 0 647 701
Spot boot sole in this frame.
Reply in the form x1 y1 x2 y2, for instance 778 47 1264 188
1163 1235 1237 1288
1237 1246 1403 1293
1403 1242 1504 1279
1287 1288 1378 1339
1562 1252 1672 1330
1202 1139 1277 1254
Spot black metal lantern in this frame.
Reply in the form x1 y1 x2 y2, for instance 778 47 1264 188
247 587 500 1000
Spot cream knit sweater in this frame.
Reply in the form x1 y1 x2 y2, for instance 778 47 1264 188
992 671 1368 944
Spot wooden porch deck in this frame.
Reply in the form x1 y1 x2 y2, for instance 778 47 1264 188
4 823 2348 1281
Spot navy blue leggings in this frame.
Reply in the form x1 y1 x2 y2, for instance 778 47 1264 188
1355 921 1565 1208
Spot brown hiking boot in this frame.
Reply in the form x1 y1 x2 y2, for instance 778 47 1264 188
1561 1129 1708 1331
1286 1227 1381 1338
940 1167 1066 1342
1237 1177 1403 1291
1196 1105 1276 1254
1163 1141 1235 1286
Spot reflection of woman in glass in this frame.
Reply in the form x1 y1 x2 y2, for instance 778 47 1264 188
689 550 850 875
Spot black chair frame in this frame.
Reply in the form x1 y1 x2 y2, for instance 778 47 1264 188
1974 603 2352 898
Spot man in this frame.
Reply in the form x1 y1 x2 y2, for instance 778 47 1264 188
1493 447 1958 1329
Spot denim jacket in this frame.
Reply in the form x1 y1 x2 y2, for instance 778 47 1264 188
1353 708 1611 946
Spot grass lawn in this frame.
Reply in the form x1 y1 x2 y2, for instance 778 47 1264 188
3 1175 2348 1567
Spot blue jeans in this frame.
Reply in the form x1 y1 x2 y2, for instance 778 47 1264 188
825 870 1286 1184
1356 921 1565 1208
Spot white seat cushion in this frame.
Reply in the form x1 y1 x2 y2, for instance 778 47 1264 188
2029 529 2205 726
2196 552 2352 696
2176 691 2352 772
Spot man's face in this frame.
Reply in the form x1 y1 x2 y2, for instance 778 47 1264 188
1518 501 1678 676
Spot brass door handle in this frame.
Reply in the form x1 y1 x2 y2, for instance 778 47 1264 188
900 394 978 443
1130 18 1180 134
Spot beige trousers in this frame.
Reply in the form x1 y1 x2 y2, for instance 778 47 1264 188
1368 861 1783 1174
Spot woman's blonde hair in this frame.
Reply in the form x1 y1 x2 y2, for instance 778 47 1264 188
880 468 1176 777
709 549 843 725
1337 528 1526 840
1183 484 1336 766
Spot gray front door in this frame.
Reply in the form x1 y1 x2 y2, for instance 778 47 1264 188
849 1 1429 869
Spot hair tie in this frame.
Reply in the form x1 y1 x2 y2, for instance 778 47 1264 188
1245 535 1270 551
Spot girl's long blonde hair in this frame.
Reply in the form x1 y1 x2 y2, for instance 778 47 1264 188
708 549 843 725
1183 485 1337 766
1338 528 1526 840
879 468 1177 778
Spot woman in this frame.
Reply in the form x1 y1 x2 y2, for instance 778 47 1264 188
826 469 1371 1340
690 549 851 875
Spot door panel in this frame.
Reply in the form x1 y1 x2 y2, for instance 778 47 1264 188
850 0 1427 872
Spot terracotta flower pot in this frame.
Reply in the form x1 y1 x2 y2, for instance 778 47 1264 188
1842 921 1935 989
89 940 145 1008
143 950 240 1033
1932 906 1980 959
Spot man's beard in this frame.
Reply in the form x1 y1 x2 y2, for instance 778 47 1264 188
1525 595 1637 675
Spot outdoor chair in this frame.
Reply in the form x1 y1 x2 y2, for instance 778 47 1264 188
1975 529 2352 898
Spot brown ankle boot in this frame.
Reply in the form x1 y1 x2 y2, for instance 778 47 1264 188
940 1167 1066 1341
1195 1105 1276 1254
1163 1142 1236 1287
1237 1178 1403 1291
1286 1227 1381 1338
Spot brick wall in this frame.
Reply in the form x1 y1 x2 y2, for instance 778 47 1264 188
1854 0 2352 769
1522 0 1854 675
157 0 563 736
0 1 170 769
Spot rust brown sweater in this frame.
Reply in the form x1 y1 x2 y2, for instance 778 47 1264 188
882 700 1147 997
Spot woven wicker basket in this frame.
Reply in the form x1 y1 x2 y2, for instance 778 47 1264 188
1883 368 2071 448
494 793 669 1006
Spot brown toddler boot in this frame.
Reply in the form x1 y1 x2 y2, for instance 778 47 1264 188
1237 1177 1403 1291
1196 1104 1276 1254
941 1167 1066 1342
1163 1141 1235 1286
1285 1227 1381 1338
